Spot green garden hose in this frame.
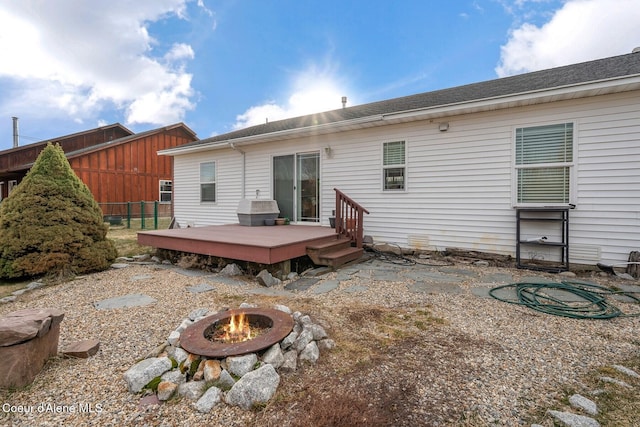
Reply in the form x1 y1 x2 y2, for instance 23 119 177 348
489 280 640 319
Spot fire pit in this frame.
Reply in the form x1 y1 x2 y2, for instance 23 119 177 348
180 308 294 358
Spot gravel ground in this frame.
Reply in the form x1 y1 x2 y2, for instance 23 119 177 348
0 260 638 426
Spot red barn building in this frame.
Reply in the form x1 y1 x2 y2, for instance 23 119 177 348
0 122 197 217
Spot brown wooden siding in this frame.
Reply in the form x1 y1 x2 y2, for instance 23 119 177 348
68 127 194 207
0 124 196 208
0 125 131 173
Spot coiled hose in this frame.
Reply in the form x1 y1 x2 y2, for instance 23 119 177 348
489 280 640 319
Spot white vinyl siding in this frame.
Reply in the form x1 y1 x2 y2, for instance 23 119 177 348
170 90 640 265
515 123 573 205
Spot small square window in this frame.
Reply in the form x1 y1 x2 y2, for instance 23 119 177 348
159 180 172 203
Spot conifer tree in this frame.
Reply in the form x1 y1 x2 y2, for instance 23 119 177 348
0 143 116 279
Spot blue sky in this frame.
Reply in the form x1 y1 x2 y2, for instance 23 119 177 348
0 0 639 150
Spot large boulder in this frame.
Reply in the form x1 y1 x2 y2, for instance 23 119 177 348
225 364 280 410
0 308 64 389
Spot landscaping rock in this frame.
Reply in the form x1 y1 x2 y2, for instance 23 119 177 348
262 343 285 369
216 369 236 390
178 381 206 400
157 381 178 401
280 330 298 350
0 308 64 389
298 341 320 364
612 364 640 378
26 281 44 290
203 360 222 382
111 263 130 269
273 304 292 314
599 376 632 388
188 308 209 321
220 263 243 276
225 364 280 410
123 305 331 413
569 394 598 416
195 386 223 413
62 339 100 358
167 330 180 346
256 269 281 287
305 323 328 340
280 350 297 372
123 357 172 393
226 353 258 377
168 346 189 364
547 410 600 427
293 328 314 352
161 370 186 385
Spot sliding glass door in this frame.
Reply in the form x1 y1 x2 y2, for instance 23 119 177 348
273 152 319 223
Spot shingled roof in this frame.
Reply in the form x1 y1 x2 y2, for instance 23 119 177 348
179 52 640 150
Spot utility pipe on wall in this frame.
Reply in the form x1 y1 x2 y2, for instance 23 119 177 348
12 117 19 148
229 142 246 199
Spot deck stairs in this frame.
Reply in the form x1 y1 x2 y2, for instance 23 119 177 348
306 235 363 268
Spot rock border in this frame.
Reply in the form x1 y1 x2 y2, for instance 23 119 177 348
123 303 334 413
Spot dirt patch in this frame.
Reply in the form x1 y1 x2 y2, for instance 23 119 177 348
251 305 504 426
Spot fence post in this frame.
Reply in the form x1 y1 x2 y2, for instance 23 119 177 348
126 202 131 229
141 201 145 229
154 201 158 229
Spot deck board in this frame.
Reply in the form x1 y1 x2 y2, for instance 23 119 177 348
137 224 338 264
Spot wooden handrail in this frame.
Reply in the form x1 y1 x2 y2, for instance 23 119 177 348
334 188 369 248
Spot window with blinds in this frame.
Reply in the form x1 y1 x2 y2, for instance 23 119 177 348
200 161 216 202
515 123 573 204
159 180 172 203
383 141 405 190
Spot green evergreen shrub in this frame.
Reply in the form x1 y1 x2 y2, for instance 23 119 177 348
0 143 116 279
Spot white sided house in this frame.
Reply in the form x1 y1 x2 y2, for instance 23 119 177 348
161 52 640 268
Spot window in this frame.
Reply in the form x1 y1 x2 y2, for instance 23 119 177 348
200 162 216 202
515 123 573 204
8 180 17 194
383 141 406 190
159 180 172 203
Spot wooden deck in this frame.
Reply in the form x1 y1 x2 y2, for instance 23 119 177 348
137 224 339 265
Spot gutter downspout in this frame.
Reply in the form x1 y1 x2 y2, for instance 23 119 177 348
229 142 246 199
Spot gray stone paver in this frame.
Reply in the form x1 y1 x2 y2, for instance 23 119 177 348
209 275 246 286
483 273 513 283
407 281 463 294
403 270 466 283
284 278 320 291
186 283 215 294
311 280 339 295
341 285 368 293
94 294 156 309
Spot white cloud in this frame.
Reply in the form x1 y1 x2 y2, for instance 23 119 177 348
496 0 640 77
0 0 198 127
232 64 352 130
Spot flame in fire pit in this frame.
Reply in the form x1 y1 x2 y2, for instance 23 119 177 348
221 313 253 343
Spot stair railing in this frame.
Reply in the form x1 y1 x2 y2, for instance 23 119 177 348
334 188 370 248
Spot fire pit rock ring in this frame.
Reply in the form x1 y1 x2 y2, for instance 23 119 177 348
180 307 294 358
